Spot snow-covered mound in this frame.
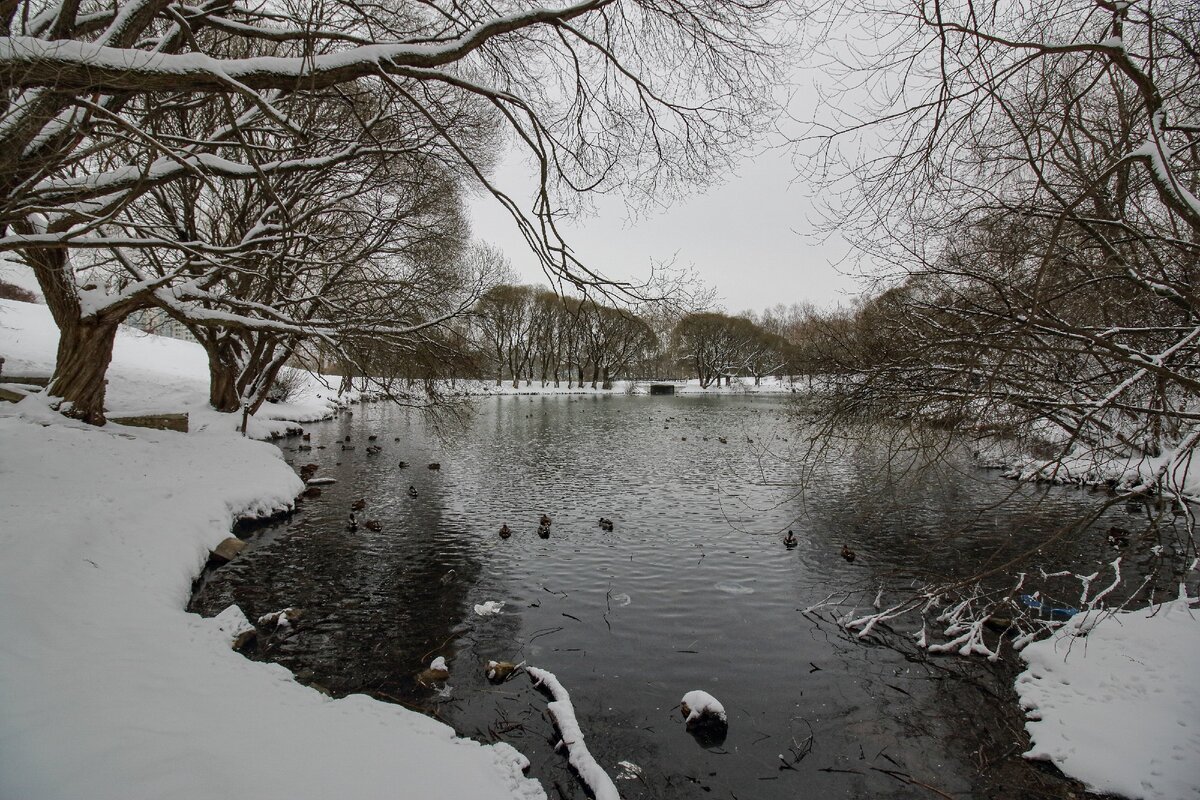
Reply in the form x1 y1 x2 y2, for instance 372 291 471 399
1015 591 1200 800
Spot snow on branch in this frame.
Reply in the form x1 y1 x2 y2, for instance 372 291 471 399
526 666 621 800
0 0 614 94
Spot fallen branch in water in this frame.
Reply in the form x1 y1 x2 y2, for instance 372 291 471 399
527 666 621 800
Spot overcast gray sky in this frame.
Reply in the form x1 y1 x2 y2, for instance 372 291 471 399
466 138 866 315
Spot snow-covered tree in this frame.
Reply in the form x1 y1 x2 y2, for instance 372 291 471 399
806 0 1200 499
0 0 788 423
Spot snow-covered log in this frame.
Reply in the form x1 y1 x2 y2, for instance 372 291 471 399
526 666 621 800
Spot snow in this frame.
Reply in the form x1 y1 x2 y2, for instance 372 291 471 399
1015 591 1200 800
0 300 545 800
680 690 727 724
0 296 353 435
526 666 621 800
0 253 43 300
1002 443 1200 503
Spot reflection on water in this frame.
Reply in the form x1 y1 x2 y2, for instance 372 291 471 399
191 395 1187 799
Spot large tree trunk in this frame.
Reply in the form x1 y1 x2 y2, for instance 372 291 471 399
22 240 130 425
601 365 612 390
49 317 120 425
209 360 240 412
204 338 242 412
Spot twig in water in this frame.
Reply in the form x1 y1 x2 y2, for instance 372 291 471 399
870 767 958 800
528 626 564 644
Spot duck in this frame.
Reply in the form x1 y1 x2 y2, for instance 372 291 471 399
718 437 728 444
366 445 382 455
784 530 797 549
539 514 552 527
408 485 419 498
428 462 441 471
397 461 409 468
364 519 383 532
537 524 551 539
598 517 614 531
351 498 366 511
347 512 358 532
841 544 856 562
368 434 378 441
499 523 512 539
1106 526 1131 548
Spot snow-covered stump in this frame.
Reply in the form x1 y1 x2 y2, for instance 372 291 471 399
527 666 621 800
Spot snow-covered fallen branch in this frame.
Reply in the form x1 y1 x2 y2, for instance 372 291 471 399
526 666 620 800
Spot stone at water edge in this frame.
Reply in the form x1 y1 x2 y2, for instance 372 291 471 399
232 628 258 651
680 690 727 726
485 661 519 683
257 607 302 629
417 656 450 685
210 537 246 563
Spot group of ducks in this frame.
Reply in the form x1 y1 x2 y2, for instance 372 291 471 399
498 514 616 539
495 514 552 539
782 529 858 562
346 497 383 532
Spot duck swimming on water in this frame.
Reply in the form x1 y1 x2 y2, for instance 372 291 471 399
499 523 512 539
783 530 797 549
408 485 418 497
841 544 856 562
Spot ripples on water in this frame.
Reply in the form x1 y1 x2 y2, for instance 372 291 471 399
191 394 1189 799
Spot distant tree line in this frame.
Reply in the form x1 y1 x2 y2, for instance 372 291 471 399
464 288 836 388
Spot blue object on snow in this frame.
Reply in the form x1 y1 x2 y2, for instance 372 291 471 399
1019 594 1079 620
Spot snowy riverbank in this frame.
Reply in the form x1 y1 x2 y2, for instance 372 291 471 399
0 300 544 799
1015 592 1200 800
3 296 1199 800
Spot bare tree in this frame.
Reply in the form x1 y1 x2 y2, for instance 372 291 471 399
794 0 1199 645
805 0 1200 499
0 0 788 423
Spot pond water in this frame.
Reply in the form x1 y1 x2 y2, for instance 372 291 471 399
191 394 1184 799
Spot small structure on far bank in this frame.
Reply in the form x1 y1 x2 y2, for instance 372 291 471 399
649 383 675 395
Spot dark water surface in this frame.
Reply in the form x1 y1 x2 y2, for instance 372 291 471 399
192 395 1180 799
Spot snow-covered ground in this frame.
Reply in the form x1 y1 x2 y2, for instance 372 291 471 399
0 299 544 800
1016 592 1200 800
1002 446 1200 504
